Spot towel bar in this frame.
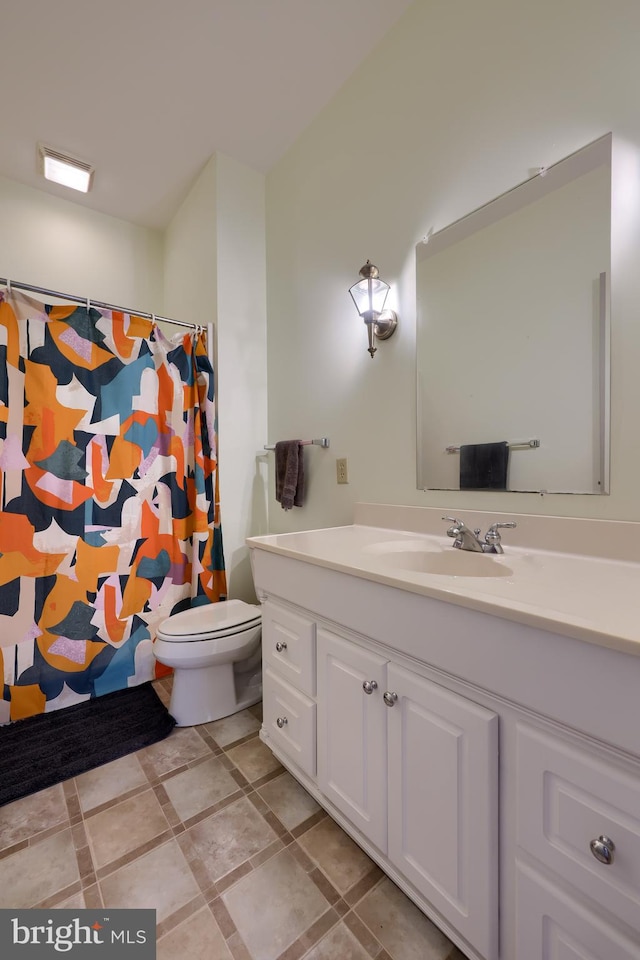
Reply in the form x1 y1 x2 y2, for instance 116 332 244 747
445 439 540 454
264 437 330 451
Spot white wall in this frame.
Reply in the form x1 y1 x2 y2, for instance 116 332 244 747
0 175 163 309
164 154 267 601
265 0 640 529
214 154 268 601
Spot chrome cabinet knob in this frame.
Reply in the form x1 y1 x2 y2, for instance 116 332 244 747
590 835 615 865
275 641 287 653
383 691 398 707
276 716 288 728
362 680 378 695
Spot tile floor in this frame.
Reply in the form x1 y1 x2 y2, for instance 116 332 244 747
0 679 465 960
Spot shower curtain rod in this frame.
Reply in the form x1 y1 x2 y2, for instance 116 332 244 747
0 277 199 330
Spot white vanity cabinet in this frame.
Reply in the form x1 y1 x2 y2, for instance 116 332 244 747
249 524 640 960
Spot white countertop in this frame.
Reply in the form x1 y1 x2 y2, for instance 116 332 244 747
247 523 640 657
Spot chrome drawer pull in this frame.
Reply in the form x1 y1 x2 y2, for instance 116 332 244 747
276 716 288 728
275 641 287 653
362 680 378 695
590 835 615 865
383 691 398 707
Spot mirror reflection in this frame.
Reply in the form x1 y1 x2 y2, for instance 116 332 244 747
416 134 611 494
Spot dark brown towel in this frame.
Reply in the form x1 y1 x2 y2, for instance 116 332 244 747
275 440 305 510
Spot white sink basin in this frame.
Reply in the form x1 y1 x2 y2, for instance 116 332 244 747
364 541 513 578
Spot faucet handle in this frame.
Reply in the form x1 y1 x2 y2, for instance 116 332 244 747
442 516 464 527
486 521 517 533
484 520 517 550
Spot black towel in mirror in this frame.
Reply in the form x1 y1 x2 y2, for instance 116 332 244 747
459 441 509 490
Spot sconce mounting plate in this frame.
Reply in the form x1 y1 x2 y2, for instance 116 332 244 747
373 309 398 341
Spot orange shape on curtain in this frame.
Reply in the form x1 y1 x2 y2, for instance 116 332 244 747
105 435 141 480
103 583 128 644
0 300 21 368
9 683 47 722
110 312 154 359
75 540 120 594
120 574 153 620
90 440 114 503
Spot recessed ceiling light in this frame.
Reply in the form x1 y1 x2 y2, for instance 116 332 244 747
37 143 94 193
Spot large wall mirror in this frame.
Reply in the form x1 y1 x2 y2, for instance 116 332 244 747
416 134 611 494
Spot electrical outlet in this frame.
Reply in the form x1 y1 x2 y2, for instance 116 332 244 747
336 458 348 484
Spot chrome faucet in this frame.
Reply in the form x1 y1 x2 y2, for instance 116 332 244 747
442 517 517 554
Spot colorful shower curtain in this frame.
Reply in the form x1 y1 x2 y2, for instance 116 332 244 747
0 288 226 723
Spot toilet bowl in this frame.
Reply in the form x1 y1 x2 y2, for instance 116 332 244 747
153 599 262 726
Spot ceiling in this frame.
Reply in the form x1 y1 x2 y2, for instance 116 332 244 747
1 0 413 229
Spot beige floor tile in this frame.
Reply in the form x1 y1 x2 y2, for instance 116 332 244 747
204 709 261 747
85 789 170 869
0 829 79 908
157 906 233 960
139 727 211 779
304 920 371 960
298 817 374 894
56 890 87 909
0 784 68 851
257 772 321 830
222 848 328 960
225 738 282 783
355 877 455 960
180 796 277 884
100 839 200 922
162 757 238 822
75 754 148 813
247 702 262 722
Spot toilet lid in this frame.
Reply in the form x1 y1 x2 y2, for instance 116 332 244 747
157 599 261 641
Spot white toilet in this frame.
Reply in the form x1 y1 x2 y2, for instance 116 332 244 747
153 599 262 726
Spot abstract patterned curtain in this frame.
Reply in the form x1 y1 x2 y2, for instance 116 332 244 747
0 288 226 723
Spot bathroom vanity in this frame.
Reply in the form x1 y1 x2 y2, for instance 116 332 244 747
247 504 640 960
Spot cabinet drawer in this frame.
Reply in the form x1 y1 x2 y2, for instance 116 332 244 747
263 667 316 777
516 862 640 960
517 723 640 933
263 600 316 696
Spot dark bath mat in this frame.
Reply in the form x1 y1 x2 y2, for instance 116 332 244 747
0 682 176 807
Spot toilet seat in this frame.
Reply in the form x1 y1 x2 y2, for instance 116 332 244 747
157 599 261 642
153 598 263 726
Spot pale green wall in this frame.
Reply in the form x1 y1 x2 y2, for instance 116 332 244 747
0 174 163 309
265 0 640 528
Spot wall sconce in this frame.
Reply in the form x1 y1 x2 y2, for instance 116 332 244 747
349 260 398 358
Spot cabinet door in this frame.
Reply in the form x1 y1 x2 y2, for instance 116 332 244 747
387 664 499 960
516 862 640 960
316 628 388 851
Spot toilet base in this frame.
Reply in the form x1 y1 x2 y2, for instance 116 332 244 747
169 661 262 726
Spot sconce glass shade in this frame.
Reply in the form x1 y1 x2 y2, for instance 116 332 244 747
349 260 398 357
349 266 390 316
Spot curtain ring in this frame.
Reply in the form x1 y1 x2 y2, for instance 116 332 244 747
6 279 11 296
